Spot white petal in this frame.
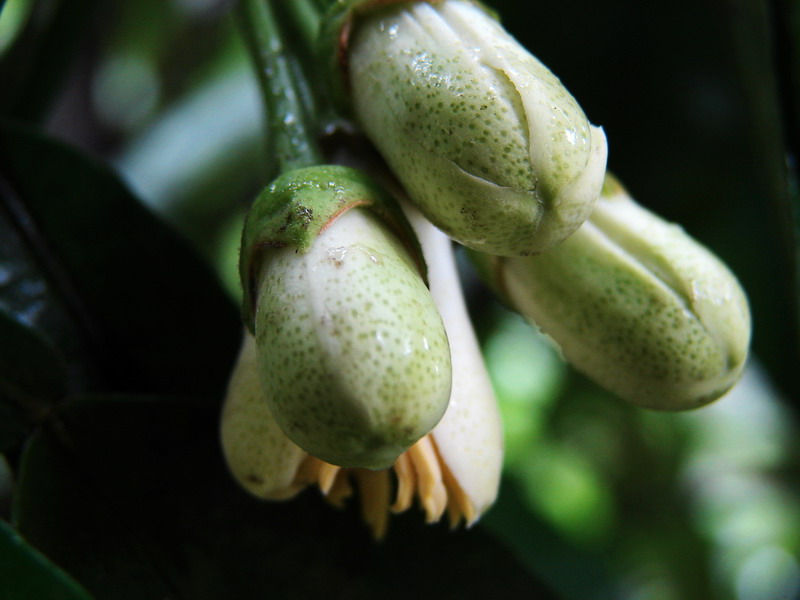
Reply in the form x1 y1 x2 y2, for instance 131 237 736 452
404 203 503 523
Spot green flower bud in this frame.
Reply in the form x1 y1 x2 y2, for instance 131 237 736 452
332 0 607 256
221 332 307 500
241 166 452 469
470 175 751 410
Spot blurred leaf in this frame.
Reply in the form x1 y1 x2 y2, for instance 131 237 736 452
12 406 173 600
0 121 241 399
483 478 620 600
771 0 800 164
0 309 67 408
0 0 100 121
13 396 557 600
0 176 92 394
718 0 800 405
0 0 34 55
0 519 93 600
0 403 27 454
116 55 264 257
0 311 66 451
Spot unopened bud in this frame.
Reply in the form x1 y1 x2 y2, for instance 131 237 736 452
471 175 751 410
334 0 607 256
241 166 452 468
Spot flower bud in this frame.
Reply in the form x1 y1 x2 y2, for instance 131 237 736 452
241 166 452 469
221 333 307 500
334 0 607 256
470 175 751 410
222 201 502 535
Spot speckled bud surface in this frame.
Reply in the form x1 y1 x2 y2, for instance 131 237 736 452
221 333 307 500
482 176 751 410
255 208 452 469
348 0 607 256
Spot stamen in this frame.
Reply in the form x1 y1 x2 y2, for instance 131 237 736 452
294 455 348 503
354 469 391 540
286 435 474 537
406 436 448 523
430 436 476 527
325 470 354 507
390 452 415 513
318 462 342 495
293 454 323 486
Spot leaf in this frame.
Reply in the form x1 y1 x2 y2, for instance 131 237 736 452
0 311 67 451
716 0 800 404
0 121 241 399
0 402 27 455
0 0 101 122
0 311 67 408
14 396 558 600
12 414 173 600
0 519 94 600
0 179 94 393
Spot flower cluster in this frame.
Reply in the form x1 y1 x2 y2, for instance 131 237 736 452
221 0 751 538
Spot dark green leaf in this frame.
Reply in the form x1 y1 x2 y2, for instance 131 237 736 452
0 519 93 600
0 311 67 451
0 0 100 122
0 403 27 455
12 410 173 600
716 0 800 405
0 121 241 399
0 178 94 393
14 396 557 600
0 311 66 406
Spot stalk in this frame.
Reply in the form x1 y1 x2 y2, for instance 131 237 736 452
235 0 324 177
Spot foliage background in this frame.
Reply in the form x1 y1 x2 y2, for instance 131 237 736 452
0 0 798 599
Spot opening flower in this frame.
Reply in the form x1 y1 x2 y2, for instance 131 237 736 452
239 166 452 469
221 199 502 538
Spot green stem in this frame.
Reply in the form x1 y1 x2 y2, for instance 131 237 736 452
236 0 324 177
311 0 332 14
272 0 336 128
282 0 322 57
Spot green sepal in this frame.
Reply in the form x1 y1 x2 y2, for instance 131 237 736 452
239 165 425 332
318 0 497 117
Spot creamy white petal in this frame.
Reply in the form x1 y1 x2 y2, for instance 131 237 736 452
404 203 503 523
